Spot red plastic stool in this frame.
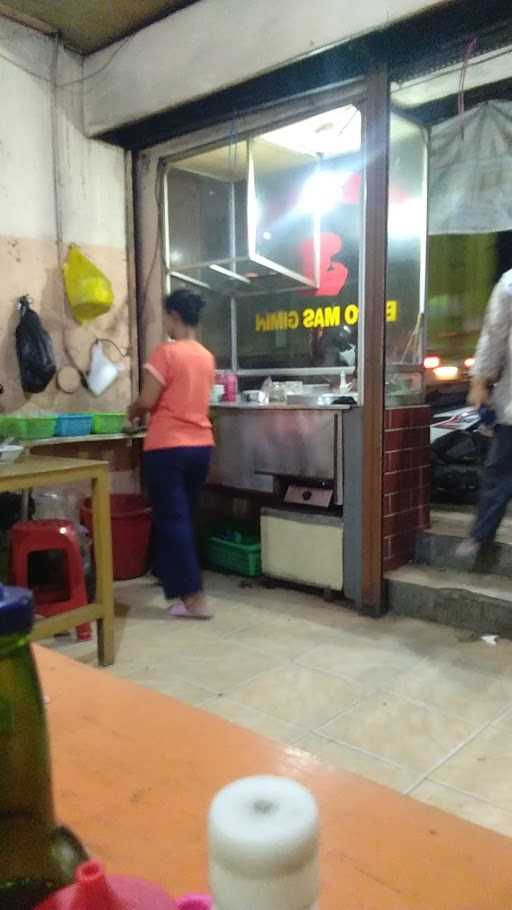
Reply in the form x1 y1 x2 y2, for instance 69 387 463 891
10 519 92 641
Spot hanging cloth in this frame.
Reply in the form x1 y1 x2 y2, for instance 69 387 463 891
429 101 512 235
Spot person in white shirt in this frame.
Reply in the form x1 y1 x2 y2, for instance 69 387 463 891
457 270 512 557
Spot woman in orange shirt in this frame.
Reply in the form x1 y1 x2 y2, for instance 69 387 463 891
128 290 215 619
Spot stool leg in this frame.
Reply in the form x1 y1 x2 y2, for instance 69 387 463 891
92 469 115 666
59 534 92 642
76 623 92 641
21 491 30 522
12 541 30 589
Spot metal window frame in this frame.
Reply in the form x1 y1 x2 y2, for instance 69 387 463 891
134 71 391 616
359 65 390 615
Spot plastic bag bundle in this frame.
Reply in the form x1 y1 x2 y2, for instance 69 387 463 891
62 246 113 323
15 296 56 394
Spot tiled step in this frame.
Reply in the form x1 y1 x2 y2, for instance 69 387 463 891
386 564 512 638
416 511 512 579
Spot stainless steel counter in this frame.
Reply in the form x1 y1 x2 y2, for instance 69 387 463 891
208 405 347 504
210 402 352 412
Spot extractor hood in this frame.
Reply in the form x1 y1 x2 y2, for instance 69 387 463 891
165 137 321 297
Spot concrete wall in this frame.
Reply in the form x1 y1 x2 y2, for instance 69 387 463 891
83 0 448 136
0 17 132 415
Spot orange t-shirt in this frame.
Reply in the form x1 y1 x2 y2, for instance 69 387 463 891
144 340 215 451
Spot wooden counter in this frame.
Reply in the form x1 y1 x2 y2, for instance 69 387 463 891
38 645 512 909
26 432 144 448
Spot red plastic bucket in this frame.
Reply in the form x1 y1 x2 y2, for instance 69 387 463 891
80 494 151 581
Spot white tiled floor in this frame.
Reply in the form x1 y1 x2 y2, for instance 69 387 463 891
45 570 512 839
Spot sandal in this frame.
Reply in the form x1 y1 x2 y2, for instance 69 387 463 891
167 600 212 620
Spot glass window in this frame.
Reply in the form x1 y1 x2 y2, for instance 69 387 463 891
164 103 363 378
166 157 236 365
249 138 318 287
237 147 362 373
170 277 231 369
386 113 428 404
427 233 497 362
167 167 232 268
198 291 231 369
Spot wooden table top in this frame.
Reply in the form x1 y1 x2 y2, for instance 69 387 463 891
28 433 144 448
38 645 512 909
0 455 107 480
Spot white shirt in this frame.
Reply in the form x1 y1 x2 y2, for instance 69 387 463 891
474 269 512 424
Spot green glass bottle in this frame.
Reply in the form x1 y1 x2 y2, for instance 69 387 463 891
0 584 87 909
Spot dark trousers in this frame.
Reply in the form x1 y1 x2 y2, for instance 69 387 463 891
144 447 212 599
473 425 512 543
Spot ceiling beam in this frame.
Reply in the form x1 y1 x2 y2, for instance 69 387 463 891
396 74 512 125
0 0 201 54
392 43 512 110
0 3 56 36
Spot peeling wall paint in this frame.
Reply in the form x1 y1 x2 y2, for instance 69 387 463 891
0 19 55 240
0 16 131 415
55 45 127 249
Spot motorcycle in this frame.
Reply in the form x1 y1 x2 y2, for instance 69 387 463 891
430 406 494 503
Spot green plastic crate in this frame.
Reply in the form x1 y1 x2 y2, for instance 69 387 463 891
0 415 16 440
92 412 125 435
206 532 261 577
11 415 57 440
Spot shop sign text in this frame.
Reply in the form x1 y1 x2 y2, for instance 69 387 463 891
255 301 398 333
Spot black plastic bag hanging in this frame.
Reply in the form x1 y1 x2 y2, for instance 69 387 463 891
15 295 56 394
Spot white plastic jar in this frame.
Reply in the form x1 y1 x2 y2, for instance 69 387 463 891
208 775 319 910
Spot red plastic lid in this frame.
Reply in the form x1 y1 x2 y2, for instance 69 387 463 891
176 897 212 910
35 860 178 909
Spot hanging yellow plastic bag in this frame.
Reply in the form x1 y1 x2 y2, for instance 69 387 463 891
62 245 114 323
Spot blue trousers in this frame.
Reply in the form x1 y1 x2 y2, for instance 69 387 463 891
473 425 512 543
144 447 212 599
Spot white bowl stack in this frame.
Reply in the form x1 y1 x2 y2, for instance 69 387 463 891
0 445 24 464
